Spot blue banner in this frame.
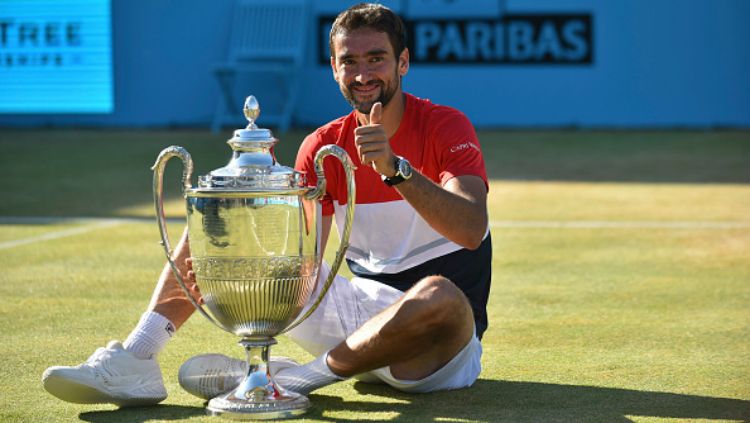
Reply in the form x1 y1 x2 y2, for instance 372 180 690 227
0 0 113 113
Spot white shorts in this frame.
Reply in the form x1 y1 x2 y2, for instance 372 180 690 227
286 262 482 393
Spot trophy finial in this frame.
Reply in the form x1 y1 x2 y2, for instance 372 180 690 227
243 96 260 129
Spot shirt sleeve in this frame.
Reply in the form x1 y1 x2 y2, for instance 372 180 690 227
295 132 335 216
432 109 489 190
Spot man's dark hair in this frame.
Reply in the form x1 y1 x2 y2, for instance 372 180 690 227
329 3 407 59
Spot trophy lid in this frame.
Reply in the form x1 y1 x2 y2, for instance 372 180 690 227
194 96 306 193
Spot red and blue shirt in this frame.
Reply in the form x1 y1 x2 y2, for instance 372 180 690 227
296 93 492 338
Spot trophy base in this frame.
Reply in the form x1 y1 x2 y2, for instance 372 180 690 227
206 389 310 420
205 338 310 420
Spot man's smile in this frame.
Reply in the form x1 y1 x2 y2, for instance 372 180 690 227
351 83 381 96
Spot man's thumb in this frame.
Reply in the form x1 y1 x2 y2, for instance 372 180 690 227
369 102 382 125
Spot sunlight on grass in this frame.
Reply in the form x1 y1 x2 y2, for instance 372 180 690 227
111 180 750 222
627 417 746 423
1 129 749 422
489 181 750 221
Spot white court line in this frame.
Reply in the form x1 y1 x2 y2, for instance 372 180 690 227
1 217 748 251
0 216 185 251
490 220 750 229
0 219 124 250
0 216 155 225
2 216 748 229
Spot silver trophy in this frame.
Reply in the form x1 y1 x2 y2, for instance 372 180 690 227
151 96 355 419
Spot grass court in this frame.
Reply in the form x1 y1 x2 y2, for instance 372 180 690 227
0 129 748 422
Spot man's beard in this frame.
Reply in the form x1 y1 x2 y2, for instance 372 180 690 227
341 71 400 114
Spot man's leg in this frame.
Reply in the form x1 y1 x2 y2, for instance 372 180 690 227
177 262 355 399
146 229 199 331
276 275 475 394
177 272 477 397
121 229 198 359
329 275 474 380
42 229 198 406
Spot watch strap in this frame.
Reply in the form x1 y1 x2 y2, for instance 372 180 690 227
383 173 406 186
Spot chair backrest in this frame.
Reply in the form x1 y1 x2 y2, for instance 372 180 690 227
227 0 310 63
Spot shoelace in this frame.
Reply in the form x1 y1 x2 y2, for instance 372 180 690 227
85 348 109 366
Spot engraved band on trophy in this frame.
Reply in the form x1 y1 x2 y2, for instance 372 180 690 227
151 95 356 420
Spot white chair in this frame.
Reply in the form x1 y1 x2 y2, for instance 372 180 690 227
212 0 310 133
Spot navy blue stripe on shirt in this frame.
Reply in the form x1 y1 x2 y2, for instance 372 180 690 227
347 234 492 340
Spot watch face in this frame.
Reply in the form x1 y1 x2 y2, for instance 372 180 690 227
383 156 412 186
398 158 413 179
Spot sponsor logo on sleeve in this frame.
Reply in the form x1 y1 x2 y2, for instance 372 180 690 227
449 141 481 153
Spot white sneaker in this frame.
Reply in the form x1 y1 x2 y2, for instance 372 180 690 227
42 340 167 407
178 354 299 400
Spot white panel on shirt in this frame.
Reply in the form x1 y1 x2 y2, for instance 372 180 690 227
333 200 465 274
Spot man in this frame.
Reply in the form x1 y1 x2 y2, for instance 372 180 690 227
42 3 492 405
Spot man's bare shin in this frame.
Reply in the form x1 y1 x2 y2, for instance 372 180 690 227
147 228 197 330
326 276 474 380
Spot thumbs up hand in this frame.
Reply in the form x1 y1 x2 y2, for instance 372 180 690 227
368 101 382 125
354 102 397 177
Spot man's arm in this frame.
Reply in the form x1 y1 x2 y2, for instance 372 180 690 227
394 173 487 250
320 215 333 257
355 102 488 250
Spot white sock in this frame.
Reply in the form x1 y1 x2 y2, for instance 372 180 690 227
274 352 346 395
123 311 175 360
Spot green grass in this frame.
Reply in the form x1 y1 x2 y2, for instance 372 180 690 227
0 129 749 422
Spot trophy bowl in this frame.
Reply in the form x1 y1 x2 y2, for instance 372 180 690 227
151 96 355 420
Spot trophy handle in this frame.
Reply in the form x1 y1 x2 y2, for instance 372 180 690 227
284 145 356 333
151 146 228 332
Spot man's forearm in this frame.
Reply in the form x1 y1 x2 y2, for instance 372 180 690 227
394 172 488 250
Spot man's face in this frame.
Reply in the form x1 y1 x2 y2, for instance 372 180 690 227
331 28 408 114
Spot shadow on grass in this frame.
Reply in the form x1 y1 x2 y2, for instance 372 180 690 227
79 404 203 422
0 129 305 218
73 380 750 422
301 379 750 422
479 131 750 184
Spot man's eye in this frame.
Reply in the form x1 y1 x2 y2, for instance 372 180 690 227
370 57 383 63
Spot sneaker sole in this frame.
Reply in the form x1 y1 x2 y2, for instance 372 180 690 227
43 373 165 407
178 354 245 400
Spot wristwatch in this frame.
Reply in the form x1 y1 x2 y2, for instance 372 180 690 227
382 156 413 186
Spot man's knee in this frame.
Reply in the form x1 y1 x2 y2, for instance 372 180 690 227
404 276 473 332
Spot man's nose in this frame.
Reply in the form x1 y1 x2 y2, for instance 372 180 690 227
354 67 373 84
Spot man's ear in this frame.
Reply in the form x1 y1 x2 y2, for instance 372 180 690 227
398 48 410 76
